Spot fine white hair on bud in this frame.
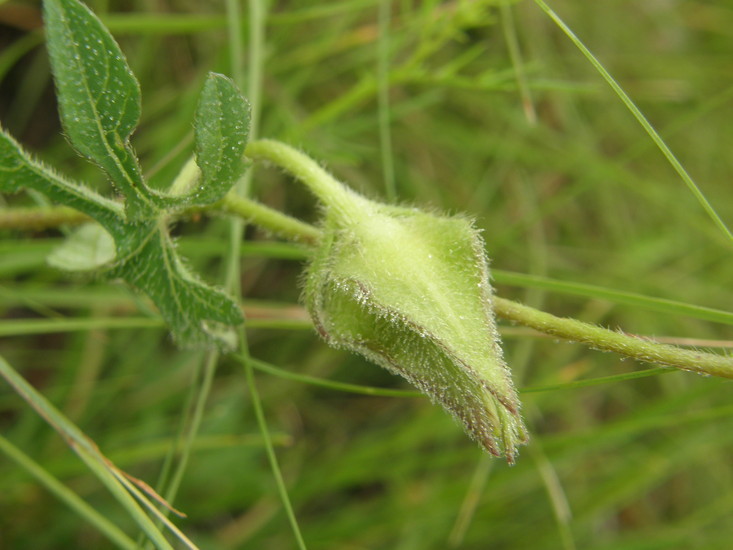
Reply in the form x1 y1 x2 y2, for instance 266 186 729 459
304 196 528 462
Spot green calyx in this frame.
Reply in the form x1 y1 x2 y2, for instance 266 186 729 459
307 202 527 461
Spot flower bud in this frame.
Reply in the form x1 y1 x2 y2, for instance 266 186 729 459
303 192 528 462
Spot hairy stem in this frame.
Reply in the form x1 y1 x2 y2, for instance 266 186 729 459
493 297 733 379
245 139 370 219
217 194 321 245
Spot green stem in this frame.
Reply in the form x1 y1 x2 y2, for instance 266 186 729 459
377 0 397 202
0 205 89 230
493 297 733 379
217 194 321 245
532 0 733 246
166 156 199 197
0 433 137 550
245 139 369 218
500 0 537 125
230 1 308 548
0 354 175 549
0 196 321 245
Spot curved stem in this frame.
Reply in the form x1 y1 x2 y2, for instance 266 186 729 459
0 433 137 549
532 0 733 247
245 139 369 218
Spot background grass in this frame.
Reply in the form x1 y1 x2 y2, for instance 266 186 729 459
1 0 732 548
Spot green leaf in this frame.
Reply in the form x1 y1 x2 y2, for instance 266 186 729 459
110 221 243 348
1 127 243 348
43 0 154 220
191 73 250 204
2 3 247 349
47 223 116 271
0 128 123 233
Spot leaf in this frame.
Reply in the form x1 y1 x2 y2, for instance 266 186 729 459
190 73 250 204
1 127 243 348
43 0 154 220
2 2 248 349
0 128 123 233
47 223 116 271
110 221 243 348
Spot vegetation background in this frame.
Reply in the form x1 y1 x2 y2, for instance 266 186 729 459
1 0 732 548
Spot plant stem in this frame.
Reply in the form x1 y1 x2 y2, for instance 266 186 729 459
532 0 733 247
164 148 320 244
0 205 89 229
377 0 397 202
0 354 176 550
229 0 308 548
0 433 137 550
0 195 320 245
245 139 370 218
217 194 321 245
493 296 733 379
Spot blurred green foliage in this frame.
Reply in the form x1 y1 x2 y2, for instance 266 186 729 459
1 0 732 548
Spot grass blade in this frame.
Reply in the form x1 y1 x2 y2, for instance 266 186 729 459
0 434 137 550
493 270 733 325
532 0 733 245
0 354 177 550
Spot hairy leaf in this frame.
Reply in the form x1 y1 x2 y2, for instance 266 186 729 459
0 129 123 232
43 0 154 220
1 131 243 348
191 73 250 204
0 1 250 348
110 221 243 348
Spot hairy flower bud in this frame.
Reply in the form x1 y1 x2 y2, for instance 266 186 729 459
245 139 527 462
303 192 528 462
